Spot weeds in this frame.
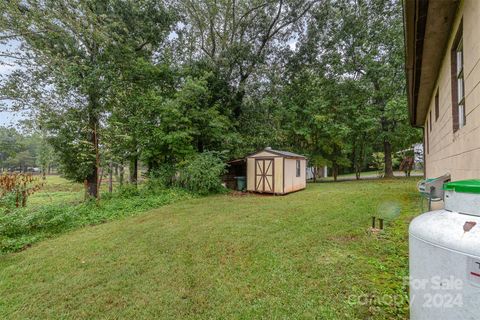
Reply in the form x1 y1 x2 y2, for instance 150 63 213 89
0 173 44 208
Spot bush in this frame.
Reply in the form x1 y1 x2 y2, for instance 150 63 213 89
179 152 227 195
0 192 17 210
145 163 177 191
0 173 44 208
116 184 141 198
372 152 385 178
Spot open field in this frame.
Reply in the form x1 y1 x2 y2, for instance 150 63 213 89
317 170 424 182
0 178 421 319
28 175 128 207
28 175 85 207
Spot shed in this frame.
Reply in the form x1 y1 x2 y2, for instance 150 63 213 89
246 147 307 195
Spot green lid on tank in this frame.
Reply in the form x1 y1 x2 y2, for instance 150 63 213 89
443 179 480 194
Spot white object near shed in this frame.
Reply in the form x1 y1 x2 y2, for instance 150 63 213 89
246 147 306 195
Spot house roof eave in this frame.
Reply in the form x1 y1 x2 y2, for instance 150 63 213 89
404 0 459 127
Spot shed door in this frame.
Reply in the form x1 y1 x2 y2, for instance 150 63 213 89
255 159 274 193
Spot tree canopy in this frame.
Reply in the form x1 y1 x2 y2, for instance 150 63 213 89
0 0 421 195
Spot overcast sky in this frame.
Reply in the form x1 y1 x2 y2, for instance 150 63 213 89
0 40 22 127
0 34 298 128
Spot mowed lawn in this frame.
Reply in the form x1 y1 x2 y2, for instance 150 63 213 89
0 179 420 319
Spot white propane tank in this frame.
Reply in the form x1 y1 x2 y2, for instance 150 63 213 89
409 179 480 319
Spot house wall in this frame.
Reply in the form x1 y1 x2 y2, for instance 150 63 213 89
283 158 306 193
424 0 480 180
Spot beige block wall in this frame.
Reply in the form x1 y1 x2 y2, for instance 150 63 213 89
283 158 306 193
246 157 255 191
274 157 283 193
424 0 480 181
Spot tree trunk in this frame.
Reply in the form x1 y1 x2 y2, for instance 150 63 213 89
233 82 246 119
333 162 338 182
119 163 124 186
350 141 357 173
129 156 138 185
109 160 113 193
85 96 100 199
383 140 394 178
355 136 365 180
85 169 98 199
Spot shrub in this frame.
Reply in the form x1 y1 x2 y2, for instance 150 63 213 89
116 184 141 198
0 192 17 210
146 163 177 191
372 152 385 178
179 152 227 195
0 173 44 208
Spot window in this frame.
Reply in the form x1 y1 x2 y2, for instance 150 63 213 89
451 21 466 131
435 91 439 121
429 111 432 131
426 120 429 154
296 160 301 177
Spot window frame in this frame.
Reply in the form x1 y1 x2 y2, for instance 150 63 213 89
426 120 429 154
451 20 466 132
429 110 432 131
296 159 301 177
435 90 439 121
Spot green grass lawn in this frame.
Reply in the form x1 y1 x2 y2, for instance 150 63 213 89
0 178 421 319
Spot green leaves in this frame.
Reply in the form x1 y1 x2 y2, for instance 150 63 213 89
178 151 227 195
1 0 422 188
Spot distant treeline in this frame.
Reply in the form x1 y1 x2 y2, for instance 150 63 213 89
0 127 56 175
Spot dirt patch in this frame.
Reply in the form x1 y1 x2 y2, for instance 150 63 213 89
229 191 250 197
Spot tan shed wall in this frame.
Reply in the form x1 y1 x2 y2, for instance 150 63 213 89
283 158 306 193
274 157 283 193
246 157 255 191
424 0 480 180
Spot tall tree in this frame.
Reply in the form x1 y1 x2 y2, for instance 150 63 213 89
177 0 317 119
0 0 175 197
301 0 420 177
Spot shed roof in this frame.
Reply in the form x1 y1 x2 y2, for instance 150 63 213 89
247 148 306 159
227 158 246 164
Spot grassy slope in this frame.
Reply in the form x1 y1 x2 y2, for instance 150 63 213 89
0 178 421 319
1 176 192 253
